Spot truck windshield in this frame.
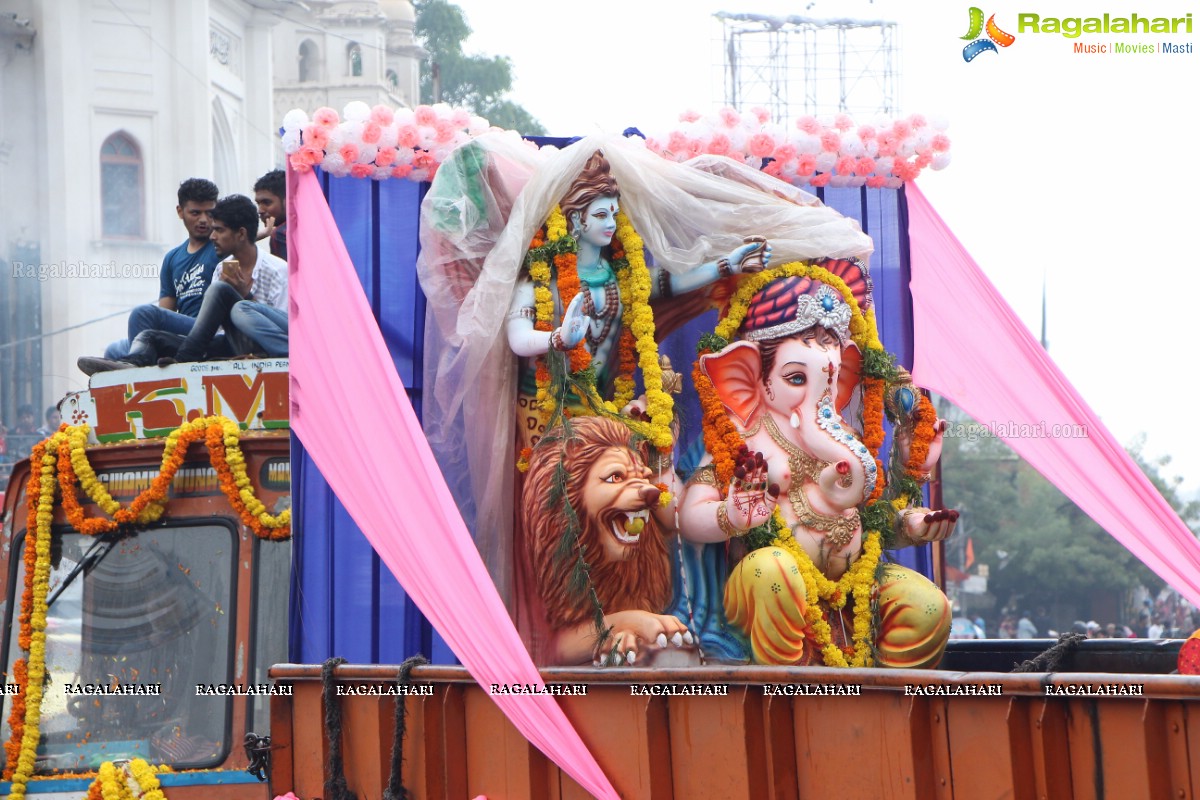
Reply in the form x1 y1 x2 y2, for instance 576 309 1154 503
3 523 237 771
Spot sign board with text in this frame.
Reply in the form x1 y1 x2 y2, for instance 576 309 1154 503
61 359 289 444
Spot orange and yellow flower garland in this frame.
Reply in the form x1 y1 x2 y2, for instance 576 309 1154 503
613 211 674 449
84 758 168 800
3 418 288 789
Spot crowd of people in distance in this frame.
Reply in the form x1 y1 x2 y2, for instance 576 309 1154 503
77 170 289 376
981 599 1196 640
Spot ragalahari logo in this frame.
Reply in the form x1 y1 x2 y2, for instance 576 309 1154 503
961 7 1016 61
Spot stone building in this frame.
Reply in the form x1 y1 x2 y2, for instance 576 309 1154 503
0 0 421 445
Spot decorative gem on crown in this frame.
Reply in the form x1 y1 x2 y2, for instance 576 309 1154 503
743 284 852 343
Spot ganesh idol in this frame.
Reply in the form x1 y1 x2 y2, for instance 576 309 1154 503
680 263 957 668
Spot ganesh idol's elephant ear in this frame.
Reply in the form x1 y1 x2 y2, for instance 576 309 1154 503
838 342 863 414
699 341 763 428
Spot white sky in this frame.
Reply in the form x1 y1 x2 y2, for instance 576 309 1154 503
454 0 1200 495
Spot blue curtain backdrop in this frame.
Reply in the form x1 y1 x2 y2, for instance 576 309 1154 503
289 161 928 665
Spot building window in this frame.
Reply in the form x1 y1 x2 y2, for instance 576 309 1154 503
347 42 362 77
100 132 144 239
298 39 318 82
386 68 398 88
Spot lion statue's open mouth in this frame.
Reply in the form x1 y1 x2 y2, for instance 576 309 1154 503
608 508 651 544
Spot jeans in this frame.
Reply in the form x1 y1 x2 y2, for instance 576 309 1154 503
104 303 198 359
173 282 245 362
230 302 288 356
124 329 231 366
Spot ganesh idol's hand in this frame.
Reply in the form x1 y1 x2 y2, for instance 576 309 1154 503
551 293 590 351
726 238 772 275
721 447 781 535
897 507 959 545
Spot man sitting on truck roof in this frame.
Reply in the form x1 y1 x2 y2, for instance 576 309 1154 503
78 195 288 372
80 179 223 374
254 169 287 261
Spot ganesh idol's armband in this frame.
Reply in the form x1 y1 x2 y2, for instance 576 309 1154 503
506 279 554 357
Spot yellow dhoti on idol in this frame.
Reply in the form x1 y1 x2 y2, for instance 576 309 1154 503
725 550 950 668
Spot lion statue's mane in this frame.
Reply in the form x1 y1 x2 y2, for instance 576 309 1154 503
522 416 673 631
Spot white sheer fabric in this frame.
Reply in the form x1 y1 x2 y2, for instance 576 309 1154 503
416 133 875 604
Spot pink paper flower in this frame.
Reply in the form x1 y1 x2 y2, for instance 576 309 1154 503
370 105 395 126
434 119 457 143
299 145 324 166
773 144 797 163
909 113 927 129
707 133 732 155
350 163 374 178
796 116 820 134
312 107 340 128
747 132 777 158
866 175 887 189
301 125 330 150
856 156 876 175
375 147 397 167
795 154 817 175
666 130 689 153
835 155 857 175
684 139 704 159
819 130 841 152
833 113 854 131
414 105 438 127
288 153 312 174
397 125 420 149
750 106 771 124
930 133 951 153
762 159 782 177
339 143 360 163
809 172 831 187
679 109 702 123
451 108 471 128
914 152 933 169
412 150 436 169
857 125 876 141
391 164 413 179
361 121 382 144
894 161 918 182
718 107 741 128
891 120 911 139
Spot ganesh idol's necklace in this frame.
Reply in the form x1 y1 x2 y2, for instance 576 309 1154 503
760 414 861 552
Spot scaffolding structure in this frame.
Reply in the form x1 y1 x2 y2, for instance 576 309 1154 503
715 12 899 119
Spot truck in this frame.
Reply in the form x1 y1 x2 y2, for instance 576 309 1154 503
2 160 1197 800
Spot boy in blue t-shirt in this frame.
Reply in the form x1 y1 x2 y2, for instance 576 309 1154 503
84 179 221 369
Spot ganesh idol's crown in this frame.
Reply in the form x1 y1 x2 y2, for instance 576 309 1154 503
743 284 852 343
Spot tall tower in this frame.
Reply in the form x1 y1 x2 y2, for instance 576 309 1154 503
715 12 899 118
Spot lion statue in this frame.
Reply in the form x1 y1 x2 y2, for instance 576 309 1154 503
522 416 695 666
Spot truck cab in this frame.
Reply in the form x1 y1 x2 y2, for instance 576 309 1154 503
0 360 289 798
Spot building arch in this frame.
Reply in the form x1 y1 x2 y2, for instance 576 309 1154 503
299 38 319 82
100 131 145 239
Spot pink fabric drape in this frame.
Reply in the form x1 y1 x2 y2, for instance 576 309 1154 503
287 169 618 800
907 183 1200 607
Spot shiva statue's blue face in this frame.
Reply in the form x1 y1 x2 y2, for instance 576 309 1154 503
577 196 619 249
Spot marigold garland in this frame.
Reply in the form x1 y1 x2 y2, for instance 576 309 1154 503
771 509 880 668
906 393 939 478
3 419 288 788
614 211 674 449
